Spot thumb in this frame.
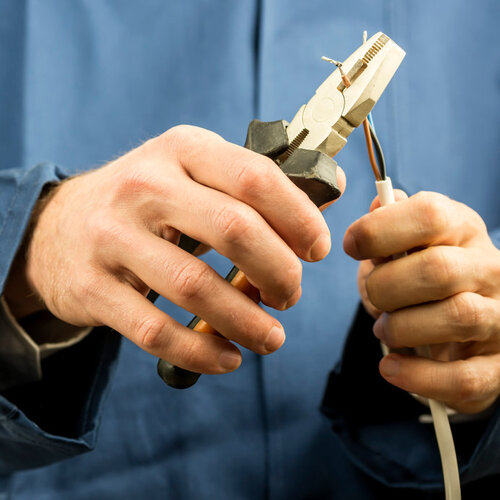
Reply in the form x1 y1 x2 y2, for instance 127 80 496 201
369 189 408 212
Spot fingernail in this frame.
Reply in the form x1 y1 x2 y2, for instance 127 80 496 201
381 356 400 377
373 315 387 343
309 233 331 261
218 351 241 370
265 325 286 352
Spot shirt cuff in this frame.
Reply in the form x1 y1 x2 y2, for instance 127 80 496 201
0 296 91 391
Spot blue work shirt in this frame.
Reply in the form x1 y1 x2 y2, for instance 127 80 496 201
0 1 499 498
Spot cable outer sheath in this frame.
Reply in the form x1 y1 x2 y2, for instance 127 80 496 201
375 178 461 500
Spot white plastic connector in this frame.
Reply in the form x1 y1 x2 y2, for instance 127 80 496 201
375 177 461 500
375 177 396 206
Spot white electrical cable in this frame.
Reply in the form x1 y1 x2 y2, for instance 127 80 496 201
375 178 461 500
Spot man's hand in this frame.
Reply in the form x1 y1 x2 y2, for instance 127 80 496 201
4 125 345 375
344 191 500 414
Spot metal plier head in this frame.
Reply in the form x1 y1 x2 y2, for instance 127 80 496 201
286 32 406 157
244 32 405 210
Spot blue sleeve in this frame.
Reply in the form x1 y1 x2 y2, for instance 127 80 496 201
0 164 121 474
0 163 65 286
322 304 500 492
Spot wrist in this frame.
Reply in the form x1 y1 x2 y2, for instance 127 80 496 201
3 247 44 319
3 182 60 320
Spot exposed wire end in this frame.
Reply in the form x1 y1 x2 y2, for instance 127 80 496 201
321 56 342 66
362 118 381 181
321 56 351 87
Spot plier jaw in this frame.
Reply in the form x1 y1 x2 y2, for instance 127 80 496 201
286 32 406 157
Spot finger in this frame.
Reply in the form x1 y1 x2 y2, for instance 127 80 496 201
379 352 500 413
118 228 286 355
344 191 486 260
364 190 406 268
164 125 336 262
192 243 211 257
336 166 347 197
357 259 381 319
89 278 243 374
365 246 484 311
369 189 408 212
373 292 500 348
158 179 302 310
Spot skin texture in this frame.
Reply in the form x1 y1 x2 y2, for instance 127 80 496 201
345 190 500 414
4 125 346 375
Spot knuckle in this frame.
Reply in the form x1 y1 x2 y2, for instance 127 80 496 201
460 203 488 235
160 125 221 162
414 191 450 237
89 213 127 249
234 155 277 197
137 316 168 350
160 124 192 152
448 293 483 333
113 170 174 203
492 258 500 288
455 361 484 402
263 257 302 305
117 172 154 195
420 247 457 288
272 258 302 301
172 261 214 300
282 258 302 292
213 205 251 244
365 270 384 310
296 211 327 254
176 341 201 369
72 271 103 305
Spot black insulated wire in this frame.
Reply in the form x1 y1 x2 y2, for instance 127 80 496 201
368 122 386 180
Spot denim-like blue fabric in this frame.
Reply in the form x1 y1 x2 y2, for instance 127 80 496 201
0 0 499 498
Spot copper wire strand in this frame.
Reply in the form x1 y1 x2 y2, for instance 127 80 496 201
322 54 381 180
362 117 382 181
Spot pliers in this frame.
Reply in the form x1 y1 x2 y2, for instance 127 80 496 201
155 32 405 389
